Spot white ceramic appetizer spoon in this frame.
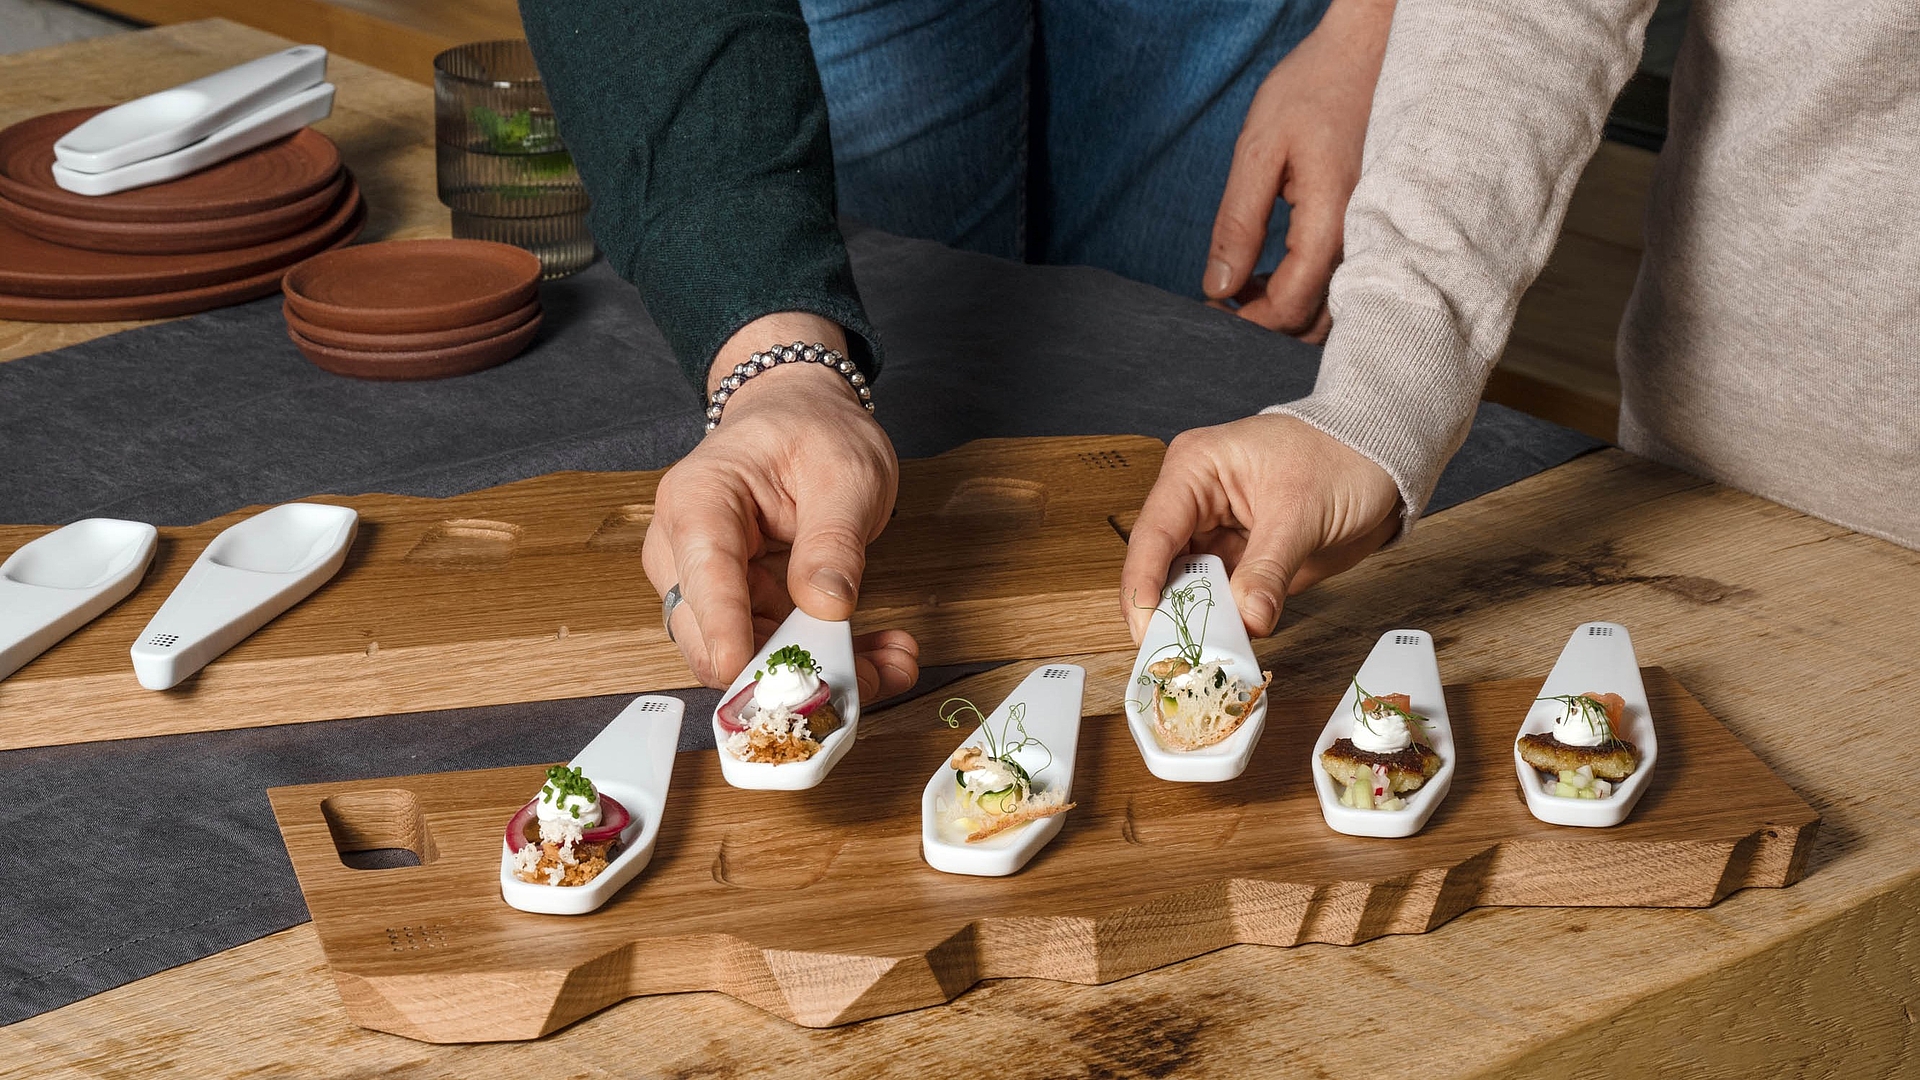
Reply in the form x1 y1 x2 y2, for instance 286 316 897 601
54 45 328 174
1310 629 1456 838
922 662 1085 877
130 502 357 690
711 608 860 791
53 83 336 197
1513 622 1657 828
1124 554 1268 782
500 694 684 916
0 518 157 682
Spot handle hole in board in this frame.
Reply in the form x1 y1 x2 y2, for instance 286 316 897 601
321 789 439 870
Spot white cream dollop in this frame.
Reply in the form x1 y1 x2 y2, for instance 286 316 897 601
1552 699 1612 747
536 786 601 830
961 757 1018 793
753 662 821 712
1351 701 1413 753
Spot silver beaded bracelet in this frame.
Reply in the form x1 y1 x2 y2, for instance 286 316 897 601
704 341 873 432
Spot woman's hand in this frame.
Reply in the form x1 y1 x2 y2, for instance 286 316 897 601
642 313 919 702
1203 0 1395 342
1121 414 1402 641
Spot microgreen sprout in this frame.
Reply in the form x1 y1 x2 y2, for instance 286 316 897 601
541 765 596 818
755 644 818 682
1539 693 1615 742
940 696 1052 778
1133 579 1215 674
1352 680 1429 739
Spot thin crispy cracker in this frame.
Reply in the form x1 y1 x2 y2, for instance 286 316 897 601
965 800 1076 843
1152 670 1273 751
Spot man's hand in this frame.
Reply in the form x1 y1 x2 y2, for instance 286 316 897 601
1203 0 1395 343
642 313 919 701
1121 414 1402 642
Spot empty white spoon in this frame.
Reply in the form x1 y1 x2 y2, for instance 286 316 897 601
1310 629 1456 838
0 518 157 682
922 662 1085 877
712 609 860 791
53 82 336 197
1124 554 1269 782
1514 622 1657 828
500 694 684 916
55 45 328 174
130 502 357 690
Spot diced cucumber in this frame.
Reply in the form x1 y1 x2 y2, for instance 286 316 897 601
980 787 1021 815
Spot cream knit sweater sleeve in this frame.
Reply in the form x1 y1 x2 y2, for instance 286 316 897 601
1268 0 1659 526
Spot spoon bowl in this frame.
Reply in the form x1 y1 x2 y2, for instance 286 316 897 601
0 518 157 682
1513 622 1657 828
1124 554 1268 782
712 609 860 791
922 663 1085 877
500 695 683 915
1310 629 1456 838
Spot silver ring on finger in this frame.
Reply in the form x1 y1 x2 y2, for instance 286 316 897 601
662 584 684 642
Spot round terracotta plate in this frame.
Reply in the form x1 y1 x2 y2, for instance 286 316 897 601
0 171 345 255
288 310 543 380
0 108 343 224
282 238 542 334
0 175 361 299
0 202 364 323
283 298 540 352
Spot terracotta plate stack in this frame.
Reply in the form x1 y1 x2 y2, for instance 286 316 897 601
0 106 364 322
281 239 544 380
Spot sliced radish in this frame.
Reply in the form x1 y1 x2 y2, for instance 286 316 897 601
717 678 830 732
504 794 631 852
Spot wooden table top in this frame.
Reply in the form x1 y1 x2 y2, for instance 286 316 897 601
4 21 1917 1080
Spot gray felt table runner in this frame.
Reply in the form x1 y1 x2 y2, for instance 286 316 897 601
0 226 1599 1024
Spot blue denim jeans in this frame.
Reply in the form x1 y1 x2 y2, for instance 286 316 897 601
799 0 1333 299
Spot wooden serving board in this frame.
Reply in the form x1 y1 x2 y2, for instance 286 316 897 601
0 435 1158 750
269 666 1818 1043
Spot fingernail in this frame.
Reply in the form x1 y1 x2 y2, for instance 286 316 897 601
1243 591 1278 635
1205 258 1234 297
882 661 916 687
810 567 855 604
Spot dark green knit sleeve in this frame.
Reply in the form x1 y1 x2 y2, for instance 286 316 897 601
519 0 882 391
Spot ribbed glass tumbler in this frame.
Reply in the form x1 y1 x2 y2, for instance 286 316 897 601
434 40 594 279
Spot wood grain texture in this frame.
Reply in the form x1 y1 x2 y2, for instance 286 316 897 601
267 667 1815 1042
81 0 525 84
7 450 1918 1078
0 436 1159 749
0 19 448 364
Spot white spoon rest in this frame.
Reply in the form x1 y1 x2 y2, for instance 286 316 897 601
712 608 860 791
55 45 328 174
0 518 157 682
1514 622 1657 828
500 695 684 916
130 502 357 690
1124 554 1268 782
54 82 336 197
922 663 1085 877
1310 629 1456 838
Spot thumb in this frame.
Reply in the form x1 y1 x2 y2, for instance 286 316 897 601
1228 512 1322 638
786 489 874 622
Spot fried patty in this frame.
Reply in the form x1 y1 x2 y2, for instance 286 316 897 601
1516 732 1638 781
806 702 842 739
1319 739 1442 794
